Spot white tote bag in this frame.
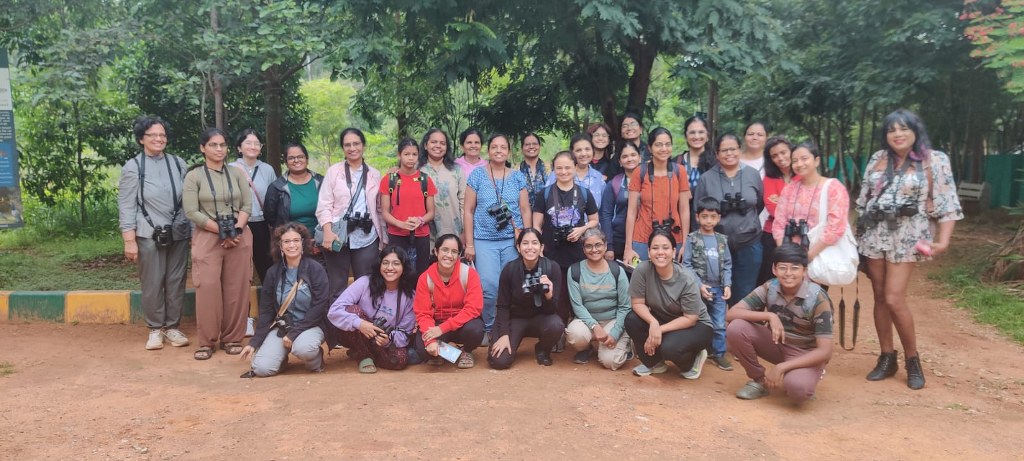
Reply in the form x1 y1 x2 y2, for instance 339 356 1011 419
806 179 859 286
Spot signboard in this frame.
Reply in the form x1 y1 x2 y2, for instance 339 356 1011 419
0 49 24 229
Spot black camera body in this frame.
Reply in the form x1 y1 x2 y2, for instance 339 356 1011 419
487 202 513 230
552 225 574 244
345 211 374 234
785 218 809 249
651 217 681 235
521 272 551 308
216 214 239 240
153 224 173 247
273 316 292 338
866 203 917 229
721 193 748 215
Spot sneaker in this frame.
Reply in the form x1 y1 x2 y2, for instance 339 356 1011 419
163 329 190 347
681 349 708 380
145 329 164 350
573 348 593 364
736 380 769 400
632 361 669 377
553 334 566 353
711 354 734 371
245 317 255 337
481 332 491 347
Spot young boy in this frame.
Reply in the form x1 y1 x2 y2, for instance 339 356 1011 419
726 243 834 403
380 138 436 275
682 197 733 371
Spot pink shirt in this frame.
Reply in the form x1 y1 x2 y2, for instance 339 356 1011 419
455 156 487 179
772 178 849 245
315 161 387 243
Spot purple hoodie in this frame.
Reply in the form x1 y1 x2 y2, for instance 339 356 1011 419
327 276 415 348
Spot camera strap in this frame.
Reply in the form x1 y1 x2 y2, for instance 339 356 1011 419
202 164 237 219
639 161 676 223
135 154 182 230
371 290 405 340
241 163 265 209
545 183 580 227
343 162 369 217
275 274 304 322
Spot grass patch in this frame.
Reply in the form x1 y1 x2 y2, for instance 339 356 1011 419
929 259 1024 345
0 362 13 377
0 237 137 290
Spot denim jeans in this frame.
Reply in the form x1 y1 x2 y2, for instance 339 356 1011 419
473 238 519 332
729 240 763 305
705 286 728 356
251 327 325 376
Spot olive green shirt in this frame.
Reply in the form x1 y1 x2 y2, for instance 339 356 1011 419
183 164 253 228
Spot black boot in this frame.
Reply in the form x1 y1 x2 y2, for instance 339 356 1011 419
905 355 925 390
866 351 898 381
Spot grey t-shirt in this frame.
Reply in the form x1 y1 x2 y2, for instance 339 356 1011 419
277 267 312 323
628 261 712 328
702 234 721 285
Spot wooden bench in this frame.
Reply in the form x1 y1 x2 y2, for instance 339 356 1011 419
957 181 988 213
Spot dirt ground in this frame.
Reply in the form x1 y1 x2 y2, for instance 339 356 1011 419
2 227 1023 460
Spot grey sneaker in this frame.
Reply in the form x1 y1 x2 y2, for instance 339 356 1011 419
481 332 491 347
245 317 255 337
145 329 164 350
681 349 708 380
711 354 734 371
163 328 190 347
736 380 769 400
632 361 669 376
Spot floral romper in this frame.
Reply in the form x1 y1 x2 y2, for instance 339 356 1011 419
855 150 963 263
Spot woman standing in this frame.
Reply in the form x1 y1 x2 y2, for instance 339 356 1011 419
464 133 532 338
316 128 386 298
380 138 436 275
566 228 632 370
740 122 768 178
599 141 642 261
856 109 963 390
519 133 547 207
620 112 651 161
183 128 253 360
230 129 277 283
488 229 564 369
674 115 718 232
547 134 606 207
242 223 332 376
533 150 600 323
328 246 417 373
413 234 485 368
773 142 848 267
455 128 487 178
264 143 324 235
622 128 691 264
624 230 714 378
419 128 465 245
693 134 764 304
587 123 618 179
758 136 798 285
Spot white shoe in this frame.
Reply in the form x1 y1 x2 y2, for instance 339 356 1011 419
163 328 190 347
146 329 164 350
246 317 255 337
681 349 708 380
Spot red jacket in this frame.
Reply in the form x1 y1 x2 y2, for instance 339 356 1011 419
413 262 483 346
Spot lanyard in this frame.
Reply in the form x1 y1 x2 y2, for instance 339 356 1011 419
788 180 821 221
136 154 181 227
552 183 580 227
489 163 507 207
343 162 369 213
202 164 236 217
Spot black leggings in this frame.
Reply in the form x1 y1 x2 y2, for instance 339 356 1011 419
324 239 380 299
388 233 431 278
488 314 565 370
248 221 273 283
624 311 713 372
413 318 486 357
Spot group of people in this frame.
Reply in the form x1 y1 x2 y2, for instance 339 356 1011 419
118 108 962 404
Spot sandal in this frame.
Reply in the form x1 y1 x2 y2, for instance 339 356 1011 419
220 342 243 355
358 358 377 374
457 352 475 369
194 346 214 360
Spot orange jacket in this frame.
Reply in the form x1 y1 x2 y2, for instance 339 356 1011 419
413 262 484 346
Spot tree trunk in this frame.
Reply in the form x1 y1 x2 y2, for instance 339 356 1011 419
74 102 86 225
263 68 284 175
397 111 409 139
594 36 620 138
708 79 719 141
625 38 657 118
210 7 224 130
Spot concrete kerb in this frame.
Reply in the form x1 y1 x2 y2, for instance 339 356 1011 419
0 286 261 324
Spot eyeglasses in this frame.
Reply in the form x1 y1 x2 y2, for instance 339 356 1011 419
343 142 363 149
381 260 403 268
281 238 302 246
205 143 228 149
719 147 740 153
286 156 306 162
584 242 606 251
144 133 167 139
652 142 672 149
437 247 460 256
774 264 805 274
622 122 639 129
243 141 263 148
591 132 609 138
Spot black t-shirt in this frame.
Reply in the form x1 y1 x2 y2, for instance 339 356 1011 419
532 184 599 268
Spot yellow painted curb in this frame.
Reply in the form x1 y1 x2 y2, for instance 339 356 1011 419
0 291 10 322
65 291 131 324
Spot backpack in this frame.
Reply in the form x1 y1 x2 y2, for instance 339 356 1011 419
387 171 429 207
424 262 470 305
570 261 621 293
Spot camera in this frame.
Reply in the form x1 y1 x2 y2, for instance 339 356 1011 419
552 225 574 244
865 203 917 229
344 211 374 234
273 315 292 338
721 193 748 215
521 272 551 308
487 202 513 231
153 224 172 247
785 218 809 249
652 217 681 234
216 214 239 240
